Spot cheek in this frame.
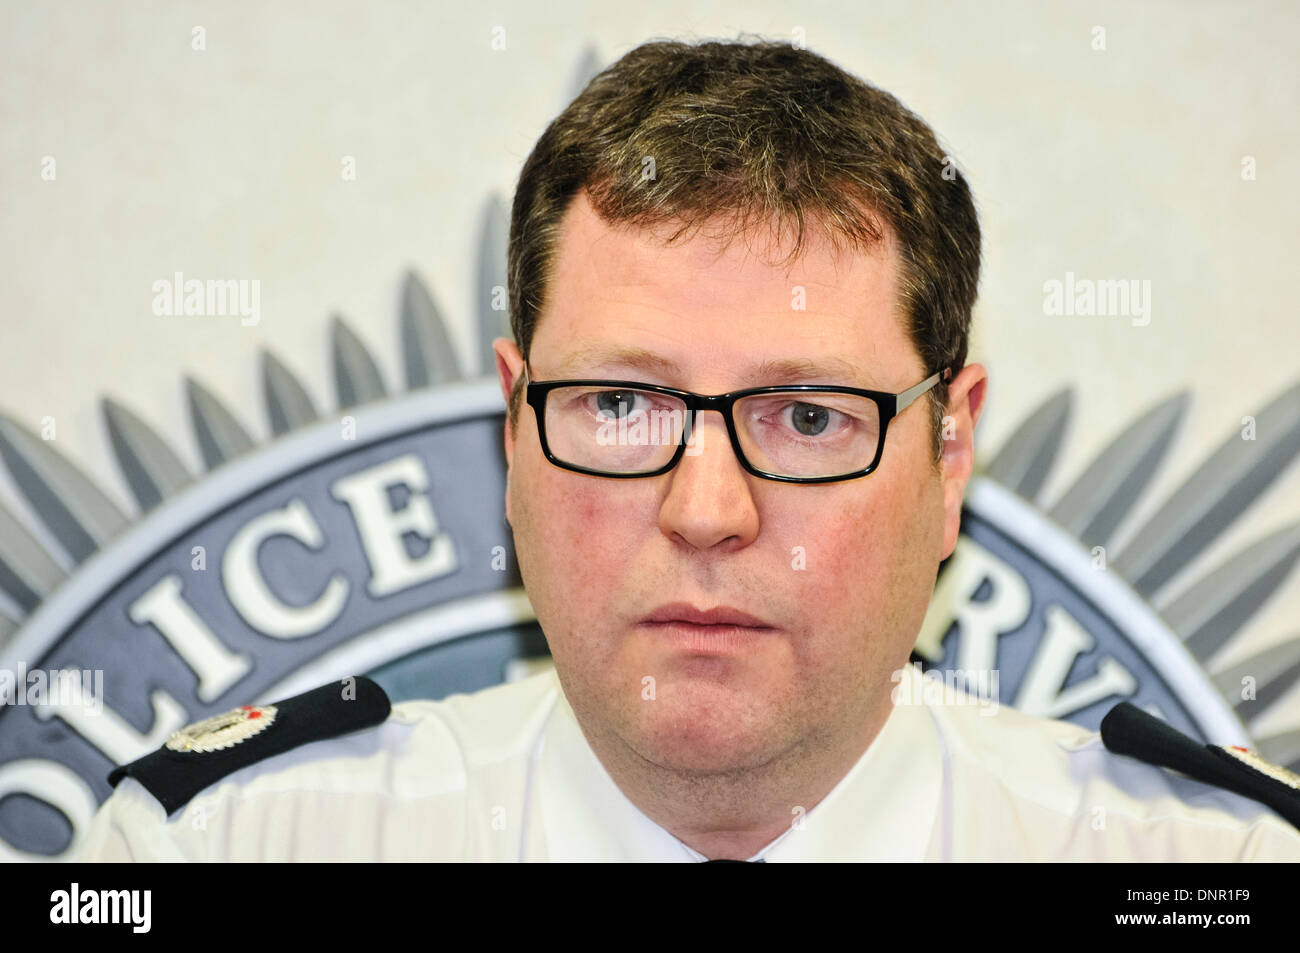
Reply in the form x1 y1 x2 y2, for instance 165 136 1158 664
512 464 631 627
795 487 904 591
871 470 946 658
781 474 938 657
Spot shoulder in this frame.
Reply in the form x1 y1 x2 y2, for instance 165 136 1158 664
78 670 561 861
922 689 1300 861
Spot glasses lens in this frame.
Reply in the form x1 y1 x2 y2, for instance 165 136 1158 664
544 386 689 474
734 391 881 479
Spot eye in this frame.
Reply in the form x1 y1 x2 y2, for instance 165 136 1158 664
593 390 644 419
786 402 832 436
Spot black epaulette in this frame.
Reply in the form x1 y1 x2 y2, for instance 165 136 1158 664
107 676 391 816
1101 701 1300 831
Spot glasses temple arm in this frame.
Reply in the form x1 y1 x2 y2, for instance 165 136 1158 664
895 367 952 413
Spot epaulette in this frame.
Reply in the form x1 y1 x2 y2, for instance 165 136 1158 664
107 676 391 816
1100 701 1300 831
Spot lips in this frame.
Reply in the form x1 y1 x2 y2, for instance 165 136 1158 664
638 602 775 628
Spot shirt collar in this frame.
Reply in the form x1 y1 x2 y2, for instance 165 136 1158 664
538 663 943 862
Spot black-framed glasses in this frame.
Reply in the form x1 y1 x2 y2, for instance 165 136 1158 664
523 362 951 484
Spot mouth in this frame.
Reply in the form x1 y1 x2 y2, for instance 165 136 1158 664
638 602 775 628
636 603 776 655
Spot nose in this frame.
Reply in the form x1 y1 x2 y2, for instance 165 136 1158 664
657 410 760 551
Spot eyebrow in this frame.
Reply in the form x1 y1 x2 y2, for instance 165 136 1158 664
549 344 882 389
554 344 677 378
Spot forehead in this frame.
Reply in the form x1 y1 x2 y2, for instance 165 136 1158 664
532 190 919 388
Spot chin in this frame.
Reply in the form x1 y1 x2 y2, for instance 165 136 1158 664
628 689 781 775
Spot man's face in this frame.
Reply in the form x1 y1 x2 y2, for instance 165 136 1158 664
494 190 983 776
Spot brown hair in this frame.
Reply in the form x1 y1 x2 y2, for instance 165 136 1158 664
507 36 981 464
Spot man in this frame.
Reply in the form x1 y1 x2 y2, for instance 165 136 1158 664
79 37 1300 861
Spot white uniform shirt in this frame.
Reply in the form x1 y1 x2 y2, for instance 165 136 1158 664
77 663 1300 861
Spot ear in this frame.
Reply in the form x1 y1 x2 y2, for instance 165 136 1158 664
939 363 988 560
493 337 525 454
493 337 525 524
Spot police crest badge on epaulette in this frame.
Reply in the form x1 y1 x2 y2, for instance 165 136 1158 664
164 704 279 753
